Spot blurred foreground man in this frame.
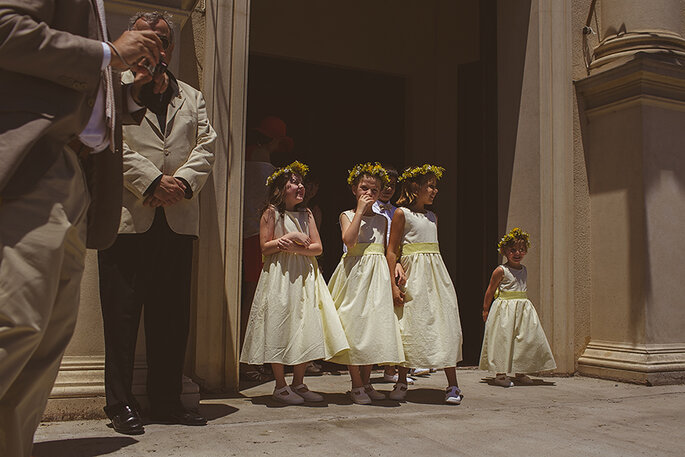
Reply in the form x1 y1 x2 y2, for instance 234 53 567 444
97 11 216 435
0 1 165 455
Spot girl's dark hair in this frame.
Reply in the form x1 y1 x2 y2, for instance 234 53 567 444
260 171 306 217
382 164 399 181
396 172 437 206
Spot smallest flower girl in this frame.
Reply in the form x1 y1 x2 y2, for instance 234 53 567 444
479 228 556 387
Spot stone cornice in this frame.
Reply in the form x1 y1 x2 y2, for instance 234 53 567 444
576 53 685 113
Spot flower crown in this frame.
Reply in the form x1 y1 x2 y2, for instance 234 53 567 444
265 161 309 186
398 164 445 182
497 227 531 252
347 162 390 188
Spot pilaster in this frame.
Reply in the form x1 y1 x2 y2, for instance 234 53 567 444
576 53 685 385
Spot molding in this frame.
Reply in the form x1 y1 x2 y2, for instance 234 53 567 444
49 356 105 398
591 31 685 70
576 53 685 112
578 340 685 385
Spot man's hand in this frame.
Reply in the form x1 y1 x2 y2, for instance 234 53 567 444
144 175 185 207
109 30 163 71
130 69 169 104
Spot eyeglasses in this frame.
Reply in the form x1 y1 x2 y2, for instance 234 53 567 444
157 35 170 50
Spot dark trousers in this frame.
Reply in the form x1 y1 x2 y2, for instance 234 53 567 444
98 209 193 414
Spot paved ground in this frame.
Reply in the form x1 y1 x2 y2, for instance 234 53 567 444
34 368 685 457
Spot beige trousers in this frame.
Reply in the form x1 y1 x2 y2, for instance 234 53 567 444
0 149 88 457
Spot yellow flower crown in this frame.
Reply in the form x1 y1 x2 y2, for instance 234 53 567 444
497 227 531 252
398 164 445 182
265 161 309 186
347 162 390 188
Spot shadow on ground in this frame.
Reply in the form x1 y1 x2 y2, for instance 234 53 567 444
200 403 240 421
34 437 138 457
480 376 556 387
248 391 402 408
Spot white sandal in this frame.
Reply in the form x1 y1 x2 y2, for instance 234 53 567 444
291 383 324 402
349 386 372 404
272 385 304 405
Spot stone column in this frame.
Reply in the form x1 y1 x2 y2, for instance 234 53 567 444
590 0 685 71
188 0 249 393
497 0 576 374
577 7 685 383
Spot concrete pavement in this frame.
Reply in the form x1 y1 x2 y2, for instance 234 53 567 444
34 368 685 456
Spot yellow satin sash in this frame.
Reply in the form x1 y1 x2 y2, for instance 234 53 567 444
344 242 385 257
401 242 440 255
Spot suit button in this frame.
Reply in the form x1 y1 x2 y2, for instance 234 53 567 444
87 98 95 108
164 149 170 156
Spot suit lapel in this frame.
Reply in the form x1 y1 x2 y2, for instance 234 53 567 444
165 89 186 135
144 110 165 140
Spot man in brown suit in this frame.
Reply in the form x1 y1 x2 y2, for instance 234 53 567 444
0 1 165 455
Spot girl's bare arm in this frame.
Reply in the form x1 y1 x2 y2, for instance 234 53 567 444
482 266 504 321
386 209 406 306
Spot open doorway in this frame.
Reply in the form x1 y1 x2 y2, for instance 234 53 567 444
247 55 406 276
243 0 497 366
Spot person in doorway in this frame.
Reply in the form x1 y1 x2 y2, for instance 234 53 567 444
386 165 464 404
479 228 556 387
0 1 165 454
327 163 405 404
97 11 216 434
240 161 349 405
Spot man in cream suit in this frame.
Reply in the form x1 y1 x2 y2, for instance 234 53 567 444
0 1 165 455
97 12 216 435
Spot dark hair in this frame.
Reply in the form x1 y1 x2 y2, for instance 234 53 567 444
260 171 306 217
382 164 399 181
128 11 175 44
396 172 437 206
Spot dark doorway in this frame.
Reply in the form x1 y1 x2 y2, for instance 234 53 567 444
246 55 406 276
243 0 498 367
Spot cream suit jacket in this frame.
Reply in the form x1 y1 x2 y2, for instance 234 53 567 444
119 72 216 237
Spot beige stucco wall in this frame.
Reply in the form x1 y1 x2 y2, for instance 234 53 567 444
571 0 593 363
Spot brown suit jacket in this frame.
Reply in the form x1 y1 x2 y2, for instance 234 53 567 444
0 0 144 248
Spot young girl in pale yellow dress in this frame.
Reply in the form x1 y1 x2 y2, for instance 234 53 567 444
240 161 349 404
479 228 556 387
386 165 464 405
327 163 405 404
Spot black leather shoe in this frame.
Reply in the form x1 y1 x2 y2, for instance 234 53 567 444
150 408 207 426
105 404 144 435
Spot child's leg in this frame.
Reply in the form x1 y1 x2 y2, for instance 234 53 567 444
272 363 287 389
291 363 307 386
444 366 458 387
397 366 410 385
360 365 373 385
348 365 364 388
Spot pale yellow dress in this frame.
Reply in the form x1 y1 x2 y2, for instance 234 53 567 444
479 264 557 374
240 209 349 366
327 211 405 366
396 208 463 368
